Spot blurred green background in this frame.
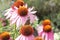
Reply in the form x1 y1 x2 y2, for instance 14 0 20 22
0 0 60 40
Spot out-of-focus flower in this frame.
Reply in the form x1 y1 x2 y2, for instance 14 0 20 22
0 18 7 26
38 25 54 40
34 36 43 40
15 25 34 40
9 5 37 28
54 33 60 40
0 32 12 40
43 25 52 32
4 0 24 19
42 19 51 26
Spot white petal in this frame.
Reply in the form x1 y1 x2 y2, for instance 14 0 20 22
16 17 21 28
6 13 11 19
29 11 37 14
10 12 17 20
15 35 22 40
4 8 12 16
28 7 34 12
19 34 24 40
14 6 18 10
10 16 19 25
45 33 48 40
22 35 26 40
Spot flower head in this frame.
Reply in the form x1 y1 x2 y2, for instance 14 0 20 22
34 36 43 40
9 4 37 28
18 6 28 16
42 19 51 26
0 32 10 40
12 0 24 8
20 25 34 36
43 25 52 32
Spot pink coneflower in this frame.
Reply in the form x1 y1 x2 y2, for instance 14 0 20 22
4 0 24 19
38 25 54 40
9 5 37 28
0 32 12 40
42 19 51 26
12 0 24 9
15 25 34 40
34 36 43 40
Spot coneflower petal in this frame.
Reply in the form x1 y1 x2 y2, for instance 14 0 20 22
21 16 28 25
47 31 54 40
10 12 17 20
15 35 22 40
28 14 35 23
22 35 26 40
10 16 19 25
4 8 12 16
16 17 22 28
20 35 23 40
30 11 37 14
28 7 34 12
6 13 11 19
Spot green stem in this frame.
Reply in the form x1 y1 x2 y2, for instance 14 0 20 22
13 24 17 40
0 22 3 33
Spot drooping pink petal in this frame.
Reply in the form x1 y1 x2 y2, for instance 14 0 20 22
22 35 26 40
16 17 22 28
10 11 18 20
36 25 43 36
10 16 19 25
15 34 34 40
40 31 54 40
15 35 22 40
21 16 28 25
6 13 12 19
28 14 36 23
47 31 54 40
4 8 12 16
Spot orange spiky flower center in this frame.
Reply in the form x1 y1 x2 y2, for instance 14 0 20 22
12 0 24 8
43 19 51 26
20 25 34 36
0 32 10 40
43 25 52 32
18 6 28 16
34 36 43 40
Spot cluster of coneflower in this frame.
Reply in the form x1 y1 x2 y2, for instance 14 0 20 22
1 0 54 40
